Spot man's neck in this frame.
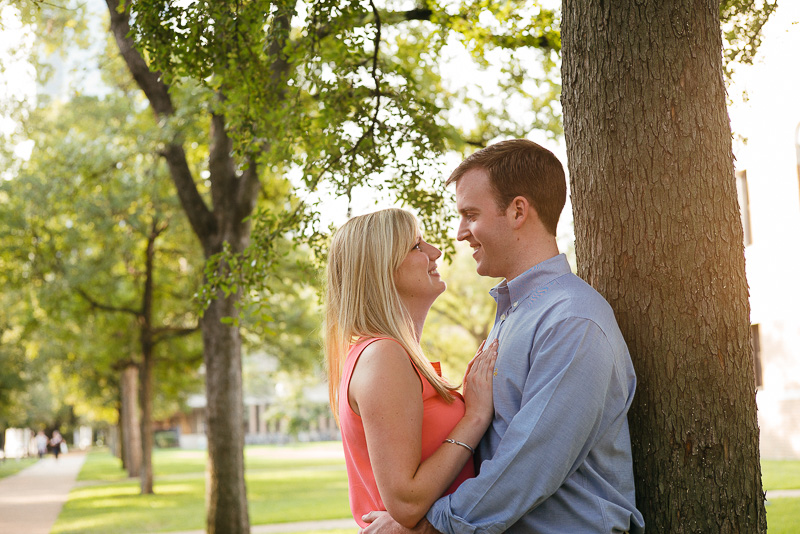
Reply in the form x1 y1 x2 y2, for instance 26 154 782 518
503 238 560 282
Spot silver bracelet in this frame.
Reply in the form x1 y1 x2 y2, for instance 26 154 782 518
444 438 475 455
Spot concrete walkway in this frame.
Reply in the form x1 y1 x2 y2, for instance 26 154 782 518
0 450 87 534
766 488 800 499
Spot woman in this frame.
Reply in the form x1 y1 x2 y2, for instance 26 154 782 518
50 430 64 460
325 208 498 529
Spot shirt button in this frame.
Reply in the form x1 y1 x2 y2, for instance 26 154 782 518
513 301 519 307
500 314 506 320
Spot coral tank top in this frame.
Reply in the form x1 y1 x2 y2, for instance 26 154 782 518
338 337 475 527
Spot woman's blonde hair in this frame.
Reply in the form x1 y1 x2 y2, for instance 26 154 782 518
325 208 456 419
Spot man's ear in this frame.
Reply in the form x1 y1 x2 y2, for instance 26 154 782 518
509 196 530 229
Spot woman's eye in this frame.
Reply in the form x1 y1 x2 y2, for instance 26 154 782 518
413 242 421 250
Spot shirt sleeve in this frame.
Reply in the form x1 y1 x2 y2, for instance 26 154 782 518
427 317 618 534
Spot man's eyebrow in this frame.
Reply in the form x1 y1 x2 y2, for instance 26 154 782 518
458 205 479 215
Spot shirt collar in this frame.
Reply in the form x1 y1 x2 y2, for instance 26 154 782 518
489 254 572 307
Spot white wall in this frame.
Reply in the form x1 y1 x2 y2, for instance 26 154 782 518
729 2 800 459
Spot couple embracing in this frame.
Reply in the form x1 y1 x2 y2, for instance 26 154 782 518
324 139 645 534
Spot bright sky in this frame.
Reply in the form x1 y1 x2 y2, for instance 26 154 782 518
0 4 35 163
727 2 800 156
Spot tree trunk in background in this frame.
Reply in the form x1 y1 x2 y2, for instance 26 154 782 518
561 0 766 532
139 345 154 494
202 290 248 534
110 423 122 463
138 221 159 495
120 364 141 479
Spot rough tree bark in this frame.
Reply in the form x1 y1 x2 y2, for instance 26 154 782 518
561 0 766 532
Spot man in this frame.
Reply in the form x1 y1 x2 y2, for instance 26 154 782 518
362 139 644 533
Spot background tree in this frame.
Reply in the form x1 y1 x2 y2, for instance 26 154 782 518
1 71 203 491
0 291 38 433
561 0 767 531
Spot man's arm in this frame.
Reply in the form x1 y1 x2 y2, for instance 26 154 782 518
426 317 619 534
360 512 440 534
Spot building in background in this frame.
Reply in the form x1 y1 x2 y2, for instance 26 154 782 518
729 2 800 459
155 351 337 449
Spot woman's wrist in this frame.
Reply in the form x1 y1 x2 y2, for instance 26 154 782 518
443 438 475 454
462 407 493 430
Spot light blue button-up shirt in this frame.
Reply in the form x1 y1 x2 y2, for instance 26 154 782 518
427 254 645 533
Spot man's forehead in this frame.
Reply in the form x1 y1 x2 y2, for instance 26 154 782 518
455 177 486 206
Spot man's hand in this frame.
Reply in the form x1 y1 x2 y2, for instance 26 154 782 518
360 511 441 534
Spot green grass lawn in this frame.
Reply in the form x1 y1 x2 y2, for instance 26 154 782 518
0 456 38 479
766 497 800 534
53 443 352 534
52 448 800 534
762 460 800 534
762 460 800 491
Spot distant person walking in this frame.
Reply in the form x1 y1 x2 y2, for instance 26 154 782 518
50 430 64 460
35 431 48 459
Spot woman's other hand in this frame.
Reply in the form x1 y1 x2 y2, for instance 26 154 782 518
461 339 498 429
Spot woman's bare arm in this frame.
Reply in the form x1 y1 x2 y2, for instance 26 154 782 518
348 339 497 528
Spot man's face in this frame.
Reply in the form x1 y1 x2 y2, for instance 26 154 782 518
455 168 515 279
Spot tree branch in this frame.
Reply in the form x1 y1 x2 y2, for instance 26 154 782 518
105 0 173 118
152 325 200 344
401 8 433 21
106 0 217 250
309 8 557 52
238 155 261 220
77 288 140 316
208 111 237 214
158 144 218 251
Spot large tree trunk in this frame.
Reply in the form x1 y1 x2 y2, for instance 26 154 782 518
561 0 766 532
202 291 249 534
120 364 142 478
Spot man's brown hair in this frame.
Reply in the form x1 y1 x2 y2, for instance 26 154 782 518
446 139 567 235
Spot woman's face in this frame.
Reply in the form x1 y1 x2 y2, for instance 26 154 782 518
394 235 447 306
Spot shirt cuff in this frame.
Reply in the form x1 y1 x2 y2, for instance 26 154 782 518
428 496 508 534
427 496 457 534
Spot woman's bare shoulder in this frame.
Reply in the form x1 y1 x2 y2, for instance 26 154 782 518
357 338 411 372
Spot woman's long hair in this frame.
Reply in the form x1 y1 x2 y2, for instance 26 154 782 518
325 208 457 420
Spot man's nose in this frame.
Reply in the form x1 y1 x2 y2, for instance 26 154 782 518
456 221 469 241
